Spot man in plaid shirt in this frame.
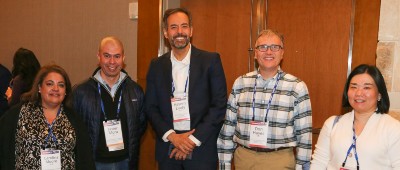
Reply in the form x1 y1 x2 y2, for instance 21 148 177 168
217 29 312 170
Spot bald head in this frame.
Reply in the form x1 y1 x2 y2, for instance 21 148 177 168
98 36 125 55
97 36 126 79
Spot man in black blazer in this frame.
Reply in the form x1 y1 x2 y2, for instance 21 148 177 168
145 8 227 170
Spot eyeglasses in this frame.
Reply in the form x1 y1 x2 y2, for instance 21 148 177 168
255 44 283 52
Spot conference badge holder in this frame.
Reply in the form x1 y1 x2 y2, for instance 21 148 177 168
40 149 61 170
103 119 124 151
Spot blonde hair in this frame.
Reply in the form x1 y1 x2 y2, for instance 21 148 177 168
255 29 284 47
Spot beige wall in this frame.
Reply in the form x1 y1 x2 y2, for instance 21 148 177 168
377 0 400 118
0 0 138 85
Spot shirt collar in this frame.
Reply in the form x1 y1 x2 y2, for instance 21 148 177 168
94 70 126 90
171 44 191 65
256 66 282 80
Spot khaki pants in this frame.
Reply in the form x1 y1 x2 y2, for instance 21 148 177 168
233 146 295 170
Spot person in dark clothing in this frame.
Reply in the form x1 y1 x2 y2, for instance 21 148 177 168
8 48 41 107
72 36 146 170
0 64 95 170
0 63 11 117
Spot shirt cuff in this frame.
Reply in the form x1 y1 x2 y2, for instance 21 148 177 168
188 135 202 146
162 129 175 142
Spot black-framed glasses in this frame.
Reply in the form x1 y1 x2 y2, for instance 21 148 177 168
255 44 283 52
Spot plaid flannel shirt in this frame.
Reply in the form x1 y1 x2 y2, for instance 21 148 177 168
217 69 312 170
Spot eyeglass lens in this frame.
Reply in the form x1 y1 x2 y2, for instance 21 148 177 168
256 45 282 52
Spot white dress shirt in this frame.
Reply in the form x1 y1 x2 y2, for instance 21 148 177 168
162 44 201 146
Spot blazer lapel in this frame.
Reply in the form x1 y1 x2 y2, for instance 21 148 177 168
189 46 201 98
162 52 173 97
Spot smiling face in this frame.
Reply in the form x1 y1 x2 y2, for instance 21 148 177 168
163 12 193 50
254 34 284 74
97 38 125 79
347 73 381 115
39 72 66 109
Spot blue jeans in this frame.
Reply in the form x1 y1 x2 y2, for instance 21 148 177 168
95 158 129 170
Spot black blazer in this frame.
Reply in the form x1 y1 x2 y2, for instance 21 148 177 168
145 46 227 162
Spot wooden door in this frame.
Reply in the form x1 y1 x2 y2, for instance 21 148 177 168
137 0 160 169
266 0 351 127
181 0 379 130
181 0 252 89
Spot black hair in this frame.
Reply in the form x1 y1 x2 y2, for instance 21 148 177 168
11 48 41 91
342 64 390 113
163 8 192 29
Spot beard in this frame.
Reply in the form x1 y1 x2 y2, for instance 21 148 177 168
169 33 190 49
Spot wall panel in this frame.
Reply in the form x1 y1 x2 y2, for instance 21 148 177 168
181 0 251 94
137 0 160 169
352 0 381 68
267 0 351 127
0 0 138 85
181 0 380 128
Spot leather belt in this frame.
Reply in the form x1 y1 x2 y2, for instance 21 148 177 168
238 144 291 153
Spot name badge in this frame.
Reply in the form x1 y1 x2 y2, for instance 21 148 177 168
249 121 269 148
103 119 124 151
171 97 191 130
41 149 61 170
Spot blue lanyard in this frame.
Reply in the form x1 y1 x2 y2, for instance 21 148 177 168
251 73 281 122
171 68 190 98
342 118 360 170
97 83 124 121
43 107 61 149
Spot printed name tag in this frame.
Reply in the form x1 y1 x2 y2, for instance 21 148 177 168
249 121 269 148
41 149 61 170
171 97 191 130
103 119 124 151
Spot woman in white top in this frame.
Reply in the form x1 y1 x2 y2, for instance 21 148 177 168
311 64 400 170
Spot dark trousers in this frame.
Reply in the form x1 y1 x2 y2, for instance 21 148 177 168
95 158 129 170
158 158 217 170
